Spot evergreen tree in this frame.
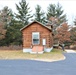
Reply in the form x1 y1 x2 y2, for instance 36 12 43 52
4 11 23 46
47 3 67 29
56 3 66 24
0 6 14 46
47 4 56 19
5 20 22 46
34 5 46 24
0 6 23 46
0 6 13 44
0 6 13 28
15 0 32 26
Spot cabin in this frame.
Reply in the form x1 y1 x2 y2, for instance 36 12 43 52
20 21 53 54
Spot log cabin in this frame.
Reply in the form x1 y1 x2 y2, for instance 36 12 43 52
20 21 53 54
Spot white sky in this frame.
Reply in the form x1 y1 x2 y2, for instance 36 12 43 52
0 0 76 25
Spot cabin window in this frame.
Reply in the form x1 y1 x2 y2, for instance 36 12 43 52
32 32 40 45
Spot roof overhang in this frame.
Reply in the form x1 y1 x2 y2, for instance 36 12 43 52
20 20 52 31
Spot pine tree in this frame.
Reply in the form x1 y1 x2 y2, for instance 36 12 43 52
4 10 23 45
47 3 67 29
34 5 46 24
0 6 13 40
47 4 56 20
56 3 66 25
0 6 14 46
5 20 22 46
15 0 32 26
0 6 13 28
0 6 23 46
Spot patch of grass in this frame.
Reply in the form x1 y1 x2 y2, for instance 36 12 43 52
51 48 63 52
0 49 65 62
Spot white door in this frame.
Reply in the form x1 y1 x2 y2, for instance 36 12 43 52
42 39 46 46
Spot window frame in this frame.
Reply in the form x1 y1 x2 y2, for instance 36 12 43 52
32 32 40 45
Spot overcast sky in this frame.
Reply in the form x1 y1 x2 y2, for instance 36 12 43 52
0 0 76 25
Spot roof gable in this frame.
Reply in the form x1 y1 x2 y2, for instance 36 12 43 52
20 20 52 31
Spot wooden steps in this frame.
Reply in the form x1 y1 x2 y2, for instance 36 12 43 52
32 46 44 52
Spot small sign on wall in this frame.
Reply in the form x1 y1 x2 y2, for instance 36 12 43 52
42 39 46 45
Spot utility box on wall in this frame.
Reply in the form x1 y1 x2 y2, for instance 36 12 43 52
42 39 46 46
